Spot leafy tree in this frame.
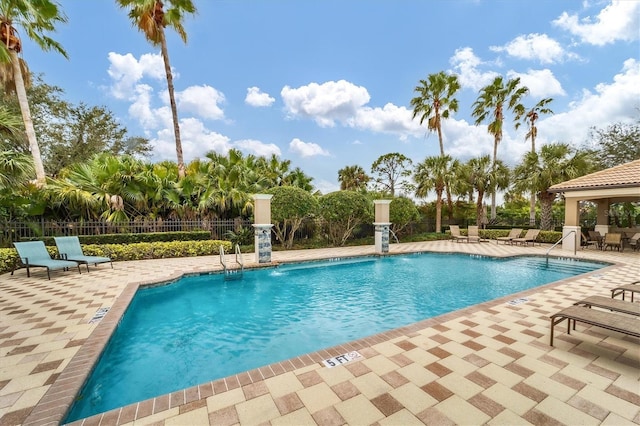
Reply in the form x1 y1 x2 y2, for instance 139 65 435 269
338 165 370 191
472 76 528 219
0 103 22 138
0 148 31 190
267 186 318 248
513 143 593 230
516 97 553 226
370 152 412 197
410 71 460 218
43 103 150 176
389 196 419 236
589 119 640 169
117 0 196 179
410 71 460 156
413 155 458 233
319 191 372 246
464 155 510 227
0 0 68 185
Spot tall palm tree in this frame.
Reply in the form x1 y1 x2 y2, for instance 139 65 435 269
515 98 554 226
410 71 460 218
471 76 528 219
513 143 592 231
465 155 510 227
413 155 457 233
338 165 370 191
117 0 196 180
0 0 68 186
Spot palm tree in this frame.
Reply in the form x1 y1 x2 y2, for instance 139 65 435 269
471 76 528 219
465 155 510 227
513 143 592 230
516 98 554 226
413 155 457 233
0 0 68 186
117 0 196 180
338 165 370 191
410 71 460 218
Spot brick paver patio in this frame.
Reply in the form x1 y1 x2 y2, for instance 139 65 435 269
0 240 638 425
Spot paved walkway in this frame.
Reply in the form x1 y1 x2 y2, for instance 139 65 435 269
0 241 638 425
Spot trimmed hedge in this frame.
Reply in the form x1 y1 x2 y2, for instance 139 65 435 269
451 228 562 243
17 231 212 246
0 240 232 276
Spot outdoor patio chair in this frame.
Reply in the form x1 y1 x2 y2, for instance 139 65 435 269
611 281 640 302
467 226 482 243
627 232 640 251
496 228 522 245
12 241 81 280
602 233 622 252
549 305 640 346
448 225 468 243
54 236 112 272
588 230 603 249
512 229 540 246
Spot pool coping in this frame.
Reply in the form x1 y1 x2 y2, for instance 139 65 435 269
24 250 621 425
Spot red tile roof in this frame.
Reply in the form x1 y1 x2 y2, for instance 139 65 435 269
548 159 640 192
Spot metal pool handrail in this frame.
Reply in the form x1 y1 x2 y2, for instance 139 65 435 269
546 230 576 258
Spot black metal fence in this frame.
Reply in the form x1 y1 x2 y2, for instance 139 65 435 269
1 218 252 245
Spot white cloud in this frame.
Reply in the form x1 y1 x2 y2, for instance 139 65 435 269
176 85 226 120
349 104 423 140
289 138 330 157
553 1 640 46
281 80 370 127
314 179 340 195
448 47 499 91
245 87 275 107
107 52 166 99
490 33 574 64
234 139 281 157
538 58 640 145
506 69 566 98
151 117 232 163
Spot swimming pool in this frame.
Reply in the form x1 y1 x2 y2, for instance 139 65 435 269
65 253 604 422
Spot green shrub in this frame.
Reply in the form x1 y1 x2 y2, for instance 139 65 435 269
18 231 212 246
0 240 231 275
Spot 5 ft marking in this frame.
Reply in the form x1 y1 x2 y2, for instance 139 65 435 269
322 351 362 368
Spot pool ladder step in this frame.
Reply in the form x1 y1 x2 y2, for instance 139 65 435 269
220 244 244 280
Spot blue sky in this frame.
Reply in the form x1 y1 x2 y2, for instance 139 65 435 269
23 0 640 194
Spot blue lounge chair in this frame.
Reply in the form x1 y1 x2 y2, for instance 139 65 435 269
54 236 112 272
12 241 81 280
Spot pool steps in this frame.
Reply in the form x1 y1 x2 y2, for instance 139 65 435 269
219 244 244 280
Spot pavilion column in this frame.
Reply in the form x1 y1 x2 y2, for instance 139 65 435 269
561 197 581 251
595 201 610 235
373 200 392 254
253 194 273 263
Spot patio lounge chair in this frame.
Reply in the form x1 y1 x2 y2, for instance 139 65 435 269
512 229 540 246
449 225 468 243
549 305 640 346
573 295 640 317
588 230 603 249
12 241 81 280
496 228 522 245
602 233 622 252
611 281 640 302
628 232 640 251
54 236 112 272
467 226 482 243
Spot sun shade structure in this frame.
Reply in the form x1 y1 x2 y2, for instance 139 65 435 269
54 236 112 272
12 241 81 280
548 159 640 251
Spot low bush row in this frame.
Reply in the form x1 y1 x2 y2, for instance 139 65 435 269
17 231 212 246
0 240 232 276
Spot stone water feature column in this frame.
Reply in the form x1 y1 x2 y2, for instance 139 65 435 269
253 194 273 263
373 200 392 254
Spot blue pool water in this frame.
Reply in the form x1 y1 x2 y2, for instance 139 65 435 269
65 253 604 422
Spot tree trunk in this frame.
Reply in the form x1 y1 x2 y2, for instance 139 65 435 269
435 191 442 233
491 138 498 219
159 28 185 179
539 191 555 231
529 192 536 226
11 50 46 186
476 191 484 227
